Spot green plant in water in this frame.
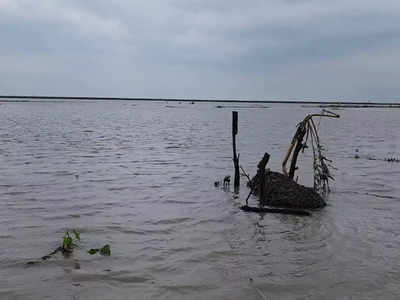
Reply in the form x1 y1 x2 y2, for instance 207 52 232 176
100 244 111 256
62 230 80 252
72 229 80 241
27 229 112 266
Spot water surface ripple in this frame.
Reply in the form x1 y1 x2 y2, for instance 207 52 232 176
0 102 399 299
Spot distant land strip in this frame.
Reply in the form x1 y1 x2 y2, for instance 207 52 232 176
0 95 399 106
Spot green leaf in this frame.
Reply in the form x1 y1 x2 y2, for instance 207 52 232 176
72 229 80 241
62 232 73 250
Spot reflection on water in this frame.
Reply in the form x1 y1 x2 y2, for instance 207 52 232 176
0 101 399 299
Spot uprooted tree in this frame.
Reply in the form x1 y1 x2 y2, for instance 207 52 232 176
282 110 340 196
242 110 340 212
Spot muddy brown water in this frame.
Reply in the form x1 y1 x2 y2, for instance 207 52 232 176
0 101 399 299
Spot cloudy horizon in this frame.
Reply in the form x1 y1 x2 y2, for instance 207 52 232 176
1 0 400 101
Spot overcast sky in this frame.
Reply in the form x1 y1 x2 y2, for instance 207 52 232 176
1 0 400 101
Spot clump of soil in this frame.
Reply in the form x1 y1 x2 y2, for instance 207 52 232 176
248 171 326 209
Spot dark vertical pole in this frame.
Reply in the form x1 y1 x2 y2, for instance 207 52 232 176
257 153 270 206
288 125 306 180
232 111 240 190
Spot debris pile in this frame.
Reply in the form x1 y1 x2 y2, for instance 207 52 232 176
248 170 326 209
234 110 340 213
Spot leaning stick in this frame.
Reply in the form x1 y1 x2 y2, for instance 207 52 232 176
282 139 296 176
240 165 251 183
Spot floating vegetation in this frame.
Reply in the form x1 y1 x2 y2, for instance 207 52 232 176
88 248 99 255
40 229 82 261
353 150 400 163
62 229 80 253
354 149 360 159
303 104 400 109
223 175 231 187
385 157 400 162
215 105 269 109
213 175 232 190
385 152 400 162
26 229 111 266
88 244 111 256
100 245 111 256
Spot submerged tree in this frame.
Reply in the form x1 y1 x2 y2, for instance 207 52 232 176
282 110 340 196
235 109 340 213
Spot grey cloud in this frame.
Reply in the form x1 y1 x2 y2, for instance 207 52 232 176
1 0 400 100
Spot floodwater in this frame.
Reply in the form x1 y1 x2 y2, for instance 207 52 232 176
0 101 399 299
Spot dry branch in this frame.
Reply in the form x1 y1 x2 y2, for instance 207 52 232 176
282 110 339 196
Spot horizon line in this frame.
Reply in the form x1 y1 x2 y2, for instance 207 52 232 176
0 95 399 105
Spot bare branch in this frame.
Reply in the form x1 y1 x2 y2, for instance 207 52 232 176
282 110 340 196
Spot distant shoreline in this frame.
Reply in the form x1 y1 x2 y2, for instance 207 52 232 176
0 95 399 106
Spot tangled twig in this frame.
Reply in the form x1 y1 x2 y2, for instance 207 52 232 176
282 110 339 196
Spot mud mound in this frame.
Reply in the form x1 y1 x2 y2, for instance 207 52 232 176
249 171 326 209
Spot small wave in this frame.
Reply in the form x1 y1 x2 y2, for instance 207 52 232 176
365 193 399 200
0 234 14 239
71 271 150 284
105 225 174 235
107 186 137 192
146 217 193 226
164 199 198 204
160 283 217 293
3 191 28 196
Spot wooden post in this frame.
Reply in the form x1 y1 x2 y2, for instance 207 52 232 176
257 153 270 206
232 111 240 190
